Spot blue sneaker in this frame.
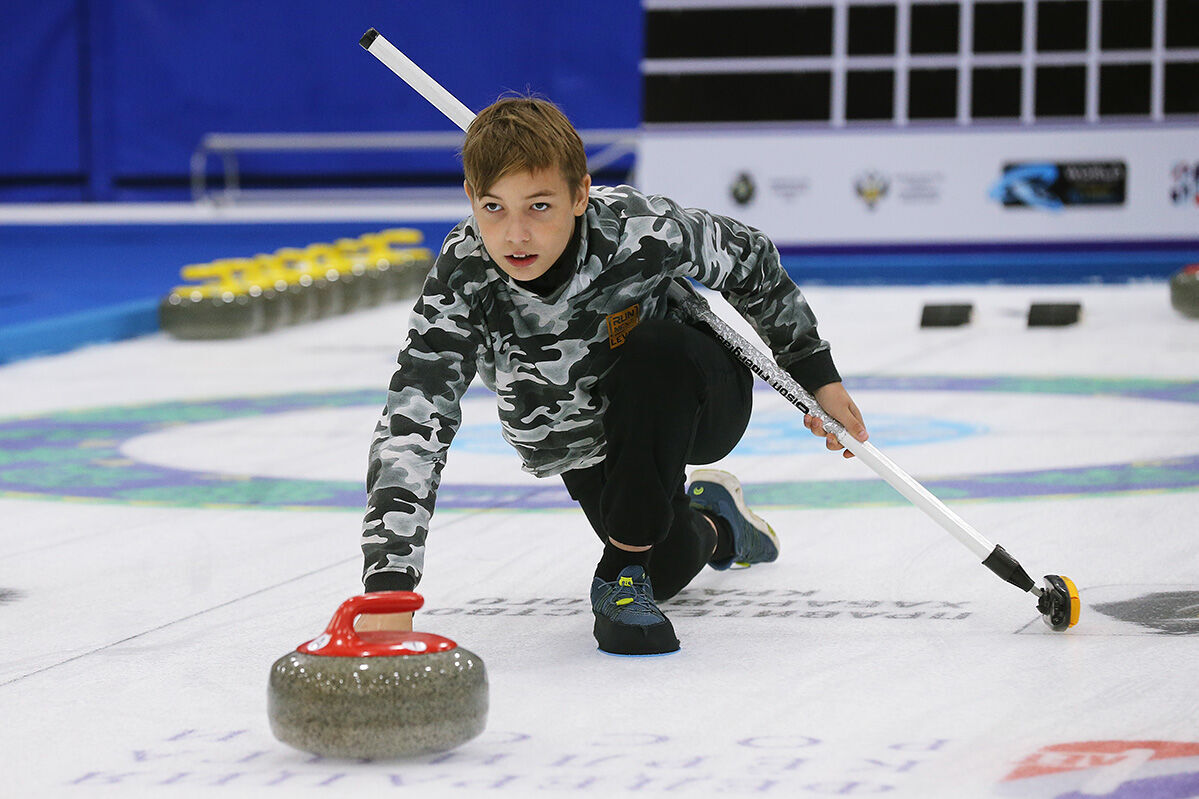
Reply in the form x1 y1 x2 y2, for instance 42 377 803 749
688 469 780 570
590 565 680 655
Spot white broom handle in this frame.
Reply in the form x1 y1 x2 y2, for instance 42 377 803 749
360 29 476 132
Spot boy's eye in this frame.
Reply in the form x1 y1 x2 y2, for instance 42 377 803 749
483 202 502 212
531 202 550 211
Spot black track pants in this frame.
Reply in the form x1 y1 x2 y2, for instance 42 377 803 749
561 318 753 600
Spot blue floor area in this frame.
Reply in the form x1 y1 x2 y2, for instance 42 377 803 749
2 219 1196 363
1 221 455 324
0 220 456 363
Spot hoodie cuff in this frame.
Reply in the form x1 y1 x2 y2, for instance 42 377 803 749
784 348 842 393
363 571 418 593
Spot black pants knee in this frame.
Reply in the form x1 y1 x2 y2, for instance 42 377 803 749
561 318 753 600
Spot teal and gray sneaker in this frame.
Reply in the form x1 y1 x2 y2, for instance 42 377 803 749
590 565 680 655
688 469 780 570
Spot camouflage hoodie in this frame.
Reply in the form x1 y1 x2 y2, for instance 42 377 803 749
362 185 839 591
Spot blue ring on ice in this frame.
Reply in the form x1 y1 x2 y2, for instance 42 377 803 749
0 375 1196 510
454 413 984 456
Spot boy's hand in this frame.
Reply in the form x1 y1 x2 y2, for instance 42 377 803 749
353 612 414 633
805 382 868 459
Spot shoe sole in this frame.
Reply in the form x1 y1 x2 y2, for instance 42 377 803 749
593 613 681 655
689 468 779 563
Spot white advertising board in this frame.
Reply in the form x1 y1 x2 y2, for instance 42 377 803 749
636 126 1199 247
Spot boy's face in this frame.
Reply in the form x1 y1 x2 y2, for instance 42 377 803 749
466 168 591 282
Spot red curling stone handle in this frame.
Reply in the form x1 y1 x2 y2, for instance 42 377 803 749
330 590 425 630
298 591 458 657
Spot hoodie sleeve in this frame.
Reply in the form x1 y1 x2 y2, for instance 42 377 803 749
663 198 841 391
360 272 483 592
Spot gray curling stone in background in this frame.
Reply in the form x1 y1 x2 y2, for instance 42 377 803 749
268 591 488 759
159 285 264 340
310 270 347 318
397 248 434 298
1170 264 1199 319
282 273 319 324
335 238 394 308
250 282 291 332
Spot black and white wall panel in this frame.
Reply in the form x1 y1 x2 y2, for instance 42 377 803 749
639 0 1199 250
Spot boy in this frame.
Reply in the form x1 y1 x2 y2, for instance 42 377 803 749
358 96 868 655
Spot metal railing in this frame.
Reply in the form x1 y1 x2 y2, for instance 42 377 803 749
191 129 639 203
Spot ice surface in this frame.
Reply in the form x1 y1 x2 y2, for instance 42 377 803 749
2 282 1197 798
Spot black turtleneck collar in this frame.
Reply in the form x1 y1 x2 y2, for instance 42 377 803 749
512 215 584 298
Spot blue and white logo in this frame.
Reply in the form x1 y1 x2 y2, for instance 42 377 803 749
988 162 1063 211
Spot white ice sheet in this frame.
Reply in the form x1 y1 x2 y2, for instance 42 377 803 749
2 283 1198 799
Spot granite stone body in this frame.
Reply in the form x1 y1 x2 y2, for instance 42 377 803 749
1170 266 1199 318
158 291 263 339
390 252 433 298
268 646 488 759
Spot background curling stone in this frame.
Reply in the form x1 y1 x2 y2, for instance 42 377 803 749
336 238 393 308
1027 302 1082 327
1170 264 1199 319
268 591 487 759
278 246 345 319
247 255 297 329
265 251 318 325
307 244 367 314
367 229 433 299
159 284 264 340
383 247 434 299
920 303 973 327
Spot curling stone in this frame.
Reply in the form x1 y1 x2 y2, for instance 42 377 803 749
245 255 298 330
385 246 434 298
313 270 348 317
367 229 434 299
160 260 267 340
336 238 393 307
277 247 346 319
1037 575 1080 631
271 248 320 323
1170 264 1199 319
200 258 287 331
308 244 366 314
268 591 487 759
159 283 264 340
281 273 318 324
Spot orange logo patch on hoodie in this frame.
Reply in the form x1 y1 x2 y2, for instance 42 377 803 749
606 304 640 348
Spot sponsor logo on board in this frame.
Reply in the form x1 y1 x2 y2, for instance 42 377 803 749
729 171 756 206
854 171 890 209
989 160 1127 210
1170 161 1199 206
854 170 944 209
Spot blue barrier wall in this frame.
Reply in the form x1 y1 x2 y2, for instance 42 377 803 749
0 1 85 198
0 1 643 201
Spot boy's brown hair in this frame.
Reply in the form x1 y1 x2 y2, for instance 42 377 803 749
462 95 588 199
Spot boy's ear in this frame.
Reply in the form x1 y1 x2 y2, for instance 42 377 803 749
463 180 474 204
573 174 592 214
